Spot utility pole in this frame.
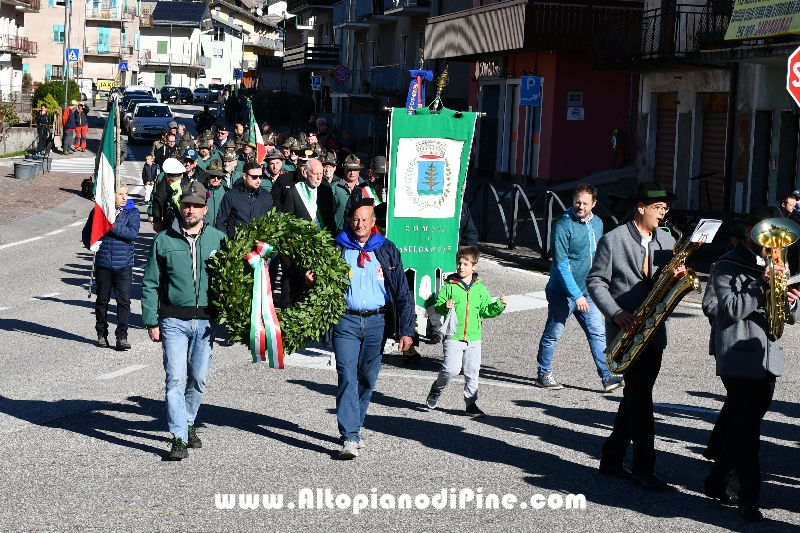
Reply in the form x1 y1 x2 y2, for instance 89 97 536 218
60 0 73 116
167 21 173 85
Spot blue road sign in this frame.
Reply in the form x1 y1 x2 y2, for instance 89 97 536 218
233 69 243 79
119 61 128 71
66 48 80 62
520 76 542 107
311 75 321 91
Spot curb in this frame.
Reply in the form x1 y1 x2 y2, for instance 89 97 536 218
0 195 94 244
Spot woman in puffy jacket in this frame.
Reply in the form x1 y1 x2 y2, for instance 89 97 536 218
82 186 140 351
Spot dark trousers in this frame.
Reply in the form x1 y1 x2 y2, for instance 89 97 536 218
708 375 775 506
95 266 132 340
705 398 732 460
601 346 663 475
37 127 48 152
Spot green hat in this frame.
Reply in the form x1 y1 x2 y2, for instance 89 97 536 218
205 159 226 177
342 154 363 170
627 182 678 202
320 151 337 166
282 136 295 148
370 156 387 174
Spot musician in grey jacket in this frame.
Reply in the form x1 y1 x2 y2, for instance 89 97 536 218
586 182 685 491
702 205 800 522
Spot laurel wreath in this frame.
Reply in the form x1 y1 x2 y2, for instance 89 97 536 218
405 158 452 208
208 211 351 355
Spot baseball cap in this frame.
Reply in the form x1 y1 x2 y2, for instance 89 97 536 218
168 121 178 129
216 124 229 132
182 148 198 161
70 100 78 105
180 182 207 205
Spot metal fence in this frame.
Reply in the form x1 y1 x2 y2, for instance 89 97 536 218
464 180 618 257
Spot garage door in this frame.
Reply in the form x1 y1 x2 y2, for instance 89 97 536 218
654 92 678 193
698 92 728 211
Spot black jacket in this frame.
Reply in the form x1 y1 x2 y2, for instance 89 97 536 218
153 143 177 168
215 181 274 238
142 162 158 184
36 111 49 132
281 182 337 236
271 172 300 211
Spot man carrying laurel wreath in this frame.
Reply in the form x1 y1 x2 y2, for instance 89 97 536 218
142 183 227 461
586 182 685 491
328 199 415 460
703 205 800 522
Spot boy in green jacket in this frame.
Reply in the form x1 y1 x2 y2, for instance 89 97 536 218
426 246 507 417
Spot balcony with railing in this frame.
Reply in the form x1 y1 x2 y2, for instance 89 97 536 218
426 0 643 60
594 3 733 70
243 33 284 52
138 50 211 69
283 43 340 70
85 43 134 57
139 14 153 27
286 0 338 16
370 64 405 95
4 0 40 13
258 54 285 69
86 7 136 21
384 0 429 17
0 35 38 57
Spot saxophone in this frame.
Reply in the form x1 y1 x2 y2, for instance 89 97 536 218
751 218 800 340
605 222 703 374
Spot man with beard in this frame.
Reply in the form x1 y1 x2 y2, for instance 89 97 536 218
215 161 273 238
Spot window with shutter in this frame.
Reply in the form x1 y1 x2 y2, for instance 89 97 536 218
98 27 110 54
157 41 167 54
53 24 64 43
45 64 52 81
134 32 140 50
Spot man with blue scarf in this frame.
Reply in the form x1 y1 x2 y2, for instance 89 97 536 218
332 199 415 459
534 183 622 392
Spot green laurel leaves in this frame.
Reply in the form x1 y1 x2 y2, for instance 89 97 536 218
209 210 350 355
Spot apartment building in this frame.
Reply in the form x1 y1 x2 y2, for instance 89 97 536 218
0 0 39 97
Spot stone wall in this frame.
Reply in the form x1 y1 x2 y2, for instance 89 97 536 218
0 126 37 154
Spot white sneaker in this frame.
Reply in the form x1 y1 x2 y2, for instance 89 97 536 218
339 440 359 459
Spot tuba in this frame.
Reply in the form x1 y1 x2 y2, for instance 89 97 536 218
751 218 800 340
605 222 703 374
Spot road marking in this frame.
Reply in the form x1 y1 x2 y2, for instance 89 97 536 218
69 220 85 226
112 507 180 516
46 229 66 235
31 292 60 300
96 364 149 380
51 159 95 174
654 403 719 414
0 236 44 250
504 292 549 313
0 307 8 312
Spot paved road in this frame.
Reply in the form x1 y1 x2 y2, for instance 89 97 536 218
0 193 799 531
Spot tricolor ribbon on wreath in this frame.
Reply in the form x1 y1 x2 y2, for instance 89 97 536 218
246 241 284 368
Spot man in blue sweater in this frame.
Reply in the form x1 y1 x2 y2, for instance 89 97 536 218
534 183 622 392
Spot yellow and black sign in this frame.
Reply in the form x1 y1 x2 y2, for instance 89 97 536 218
725 0 800 40
97 79 115 91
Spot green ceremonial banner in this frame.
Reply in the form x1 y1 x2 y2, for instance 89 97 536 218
386 107 478 321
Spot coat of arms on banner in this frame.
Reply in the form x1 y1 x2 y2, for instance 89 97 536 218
394 138 464 218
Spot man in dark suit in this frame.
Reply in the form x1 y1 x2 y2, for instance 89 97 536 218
280 158 336 306
282 158 336 234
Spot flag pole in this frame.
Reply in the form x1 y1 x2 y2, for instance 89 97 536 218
88 252 96 298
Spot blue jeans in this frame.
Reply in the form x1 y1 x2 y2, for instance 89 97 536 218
160 317 215 441
333 312 386 443
536 288 610 382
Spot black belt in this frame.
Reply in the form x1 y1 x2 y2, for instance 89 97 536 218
345 307 387 317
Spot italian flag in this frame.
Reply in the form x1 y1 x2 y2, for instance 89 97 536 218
247 99 267 165
88 99 118 248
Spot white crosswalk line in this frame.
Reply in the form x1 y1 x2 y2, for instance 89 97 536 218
50 158 95 174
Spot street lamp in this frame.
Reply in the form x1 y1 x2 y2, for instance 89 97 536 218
56 0 73 113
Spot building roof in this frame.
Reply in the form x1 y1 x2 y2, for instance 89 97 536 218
211 13 248 32
209 0 280 29
151 1 211 27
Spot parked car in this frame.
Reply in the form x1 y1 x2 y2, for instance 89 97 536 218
176 87 194 104
127 104 174 144
209 83 225 101
123 97 157 132
193 86 211 103
160 86 178 103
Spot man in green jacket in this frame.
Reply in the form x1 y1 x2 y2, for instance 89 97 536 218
141 182 227 461
204 160 228 228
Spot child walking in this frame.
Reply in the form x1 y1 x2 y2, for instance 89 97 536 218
426 246 507 417
142 153 158 207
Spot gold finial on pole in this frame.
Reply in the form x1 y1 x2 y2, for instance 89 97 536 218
435 63 449 95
